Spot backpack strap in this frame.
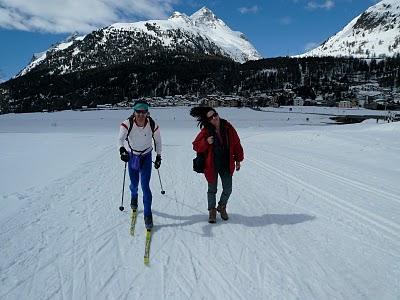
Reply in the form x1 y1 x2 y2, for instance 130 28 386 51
127 115 157 137
148 116 158 153
125 115 158 152
127 114 134 138
148 116 157 135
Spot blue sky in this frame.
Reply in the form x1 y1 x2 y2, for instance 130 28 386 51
0 0 380 81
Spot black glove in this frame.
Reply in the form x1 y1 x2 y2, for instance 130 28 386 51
154 155 161 169
119 147 130 162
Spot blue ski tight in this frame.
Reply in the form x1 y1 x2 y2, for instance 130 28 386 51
128 151 152 217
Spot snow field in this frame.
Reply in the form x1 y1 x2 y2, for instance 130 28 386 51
0 107 399 299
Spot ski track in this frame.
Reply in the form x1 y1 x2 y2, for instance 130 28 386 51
253 146 400 205
1 128 400 299
246 149 400 244
246 157 400 258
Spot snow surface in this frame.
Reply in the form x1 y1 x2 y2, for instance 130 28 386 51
1 107 399 299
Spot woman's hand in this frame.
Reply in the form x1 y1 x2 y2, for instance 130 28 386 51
235 161 241 171
207 136 214 144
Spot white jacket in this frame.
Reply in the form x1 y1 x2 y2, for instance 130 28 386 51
118 118 162 156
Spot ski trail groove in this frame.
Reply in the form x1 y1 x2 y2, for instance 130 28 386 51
241 158 400 258
247 156 400 242
252 146 400 205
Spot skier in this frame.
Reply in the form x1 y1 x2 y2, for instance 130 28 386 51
190 107 244 223
118 100 162 229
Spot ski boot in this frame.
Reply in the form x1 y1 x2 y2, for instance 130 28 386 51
130 197 138 211
208 208 217 223
144 214 153 230
217 204 229 221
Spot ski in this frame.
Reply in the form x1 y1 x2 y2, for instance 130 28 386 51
144 229 152 265
130 209 138 236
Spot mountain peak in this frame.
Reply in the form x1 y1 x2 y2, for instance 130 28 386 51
168 11 190 22
190 7 224 27
191 6 214 17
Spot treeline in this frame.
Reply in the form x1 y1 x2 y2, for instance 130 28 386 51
1 55 400 113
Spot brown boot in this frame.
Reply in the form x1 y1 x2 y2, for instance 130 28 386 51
208 208 217 223
217 204 229 220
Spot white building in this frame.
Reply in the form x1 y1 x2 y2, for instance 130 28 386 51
338 101 352 108
293 97 304 106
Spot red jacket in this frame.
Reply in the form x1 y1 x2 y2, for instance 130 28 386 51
192 120 244 183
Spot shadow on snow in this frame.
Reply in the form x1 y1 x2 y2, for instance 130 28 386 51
152 211 316 237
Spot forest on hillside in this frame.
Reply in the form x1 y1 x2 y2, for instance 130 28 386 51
1 55 399 113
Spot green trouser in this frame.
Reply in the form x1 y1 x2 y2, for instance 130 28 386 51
207 170 232 210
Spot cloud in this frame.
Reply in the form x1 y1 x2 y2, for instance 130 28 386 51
238 5 260 14
304 42 319 51
0 0 176 33
306 0 335 10
279 16 292 26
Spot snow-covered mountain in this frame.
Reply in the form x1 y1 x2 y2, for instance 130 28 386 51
299 0 400 58
20 32 85 76
18 7 261 77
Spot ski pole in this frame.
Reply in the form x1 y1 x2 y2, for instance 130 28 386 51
157 169 165 195
119 162 127 211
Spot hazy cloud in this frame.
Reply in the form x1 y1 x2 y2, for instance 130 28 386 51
238 5 260 14
279 16 292 25
304 42 319 51
0 0 176 33
306 0 335 10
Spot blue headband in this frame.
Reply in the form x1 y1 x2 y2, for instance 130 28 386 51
133 102 149 111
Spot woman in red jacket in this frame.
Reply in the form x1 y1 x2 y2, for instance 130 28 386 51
191 107 244 223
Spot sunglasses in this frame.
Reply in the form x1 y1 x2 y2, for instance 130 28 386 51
207 112 218 121
135 110 148 114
